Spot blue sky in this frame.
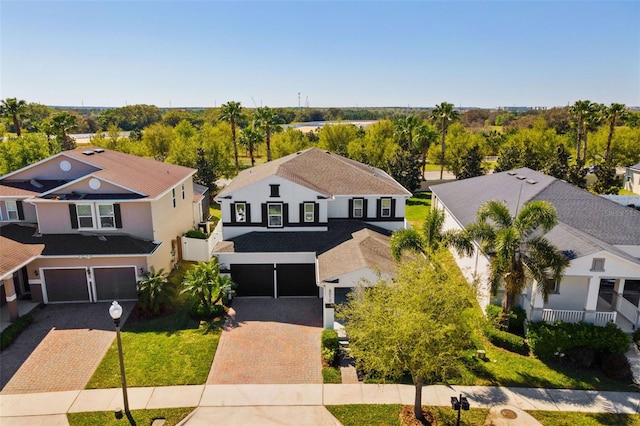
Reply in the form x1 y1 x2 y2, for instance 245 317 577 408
1 1 639 108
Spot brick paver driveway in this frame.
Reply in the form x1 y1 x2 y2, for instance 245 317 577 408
1 302 134 394
208 298 323 384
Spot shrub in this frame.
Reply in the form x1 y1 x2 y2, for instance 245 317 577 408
185 229 208 239
137 268 174 316
485 304 502 327
483 326 528 354
321 329 339 352
527 321 631 361
0 314 33 351
508 306 527 336
566 346 596 369
189 302 225 320
601 352 633 382
322 367 342 384
633 328 640 348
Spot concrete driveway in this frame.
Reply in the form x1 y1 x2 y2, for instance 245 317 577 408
1 302 134 394
207 298 323 384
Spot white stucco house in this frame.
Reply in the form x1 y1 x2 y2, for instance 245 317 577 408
431 168 640 332
212 147 411 328
625 163 640 195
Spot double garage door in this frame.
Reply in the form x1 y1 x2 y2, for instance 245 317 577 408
43 267 137 303
231 263 318 297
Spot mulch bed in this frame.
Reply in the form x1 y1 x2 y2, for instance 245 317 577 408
399 405 437 426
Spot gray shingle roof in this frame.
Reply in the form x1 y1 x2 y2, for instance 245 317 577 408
431 168 640 257
217 147 411 198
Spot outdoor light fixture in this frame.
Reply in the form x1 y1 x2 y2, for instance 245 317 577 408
109 301 134 425
450 394 470 426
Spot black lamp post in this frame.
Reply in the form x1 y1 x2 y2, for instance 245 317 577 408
450 393 470 426
109 301 135 425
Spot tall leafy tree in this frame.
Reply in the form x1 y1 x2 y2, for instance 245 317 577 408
494 144 522 172
194 147 217 192
337 257 476 422
430 102 460 179
453 200 568 319
393 115 421 151
545 144 571 180
603 103 627 161
1 98 27 136
457 145 485 180
569 100 592 164
581 102 604 164
384 149 421 193
239 124 263 167
415 124 438 179
254 106 282 162
219 101 243 172
593 157 622 195
49 111 78 150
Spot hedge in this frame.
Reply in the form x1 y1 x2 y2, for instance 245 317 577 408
321 329 339 352
0 314 33 351
482 325 528 354
527 321 630 360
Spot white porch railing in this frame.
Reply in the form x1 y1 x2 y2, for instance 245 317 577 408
541 309 584 324
594 311 617 327
617 297 639 326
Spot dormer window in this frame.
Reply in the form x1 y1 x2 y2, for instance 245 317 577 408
6 200 19 220
235 202 246 223
98 204 115 228
76 204 94 228
353 199 364 218
381 198 392 217
268 203 283 227
270 184 280 197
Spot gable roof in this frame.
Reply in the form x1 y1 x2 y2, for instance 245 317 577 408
217 147 411 198
629 164 640 172
431 168 640 260
0 148 195 199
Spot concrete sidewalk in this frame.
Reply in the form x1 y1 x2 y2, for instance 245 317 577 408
1 383 639 424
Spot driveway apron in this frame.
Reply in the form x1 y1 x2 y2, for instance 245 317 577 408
1 302 134 394
208 298 323 384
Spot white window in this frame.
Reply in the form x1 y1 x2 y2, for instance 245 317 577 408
381 198 392 217
76 204 94 228
268 203 283 227
181 184 185 200
353 199 363 218
235 203 246 223
172 188 176 208
304 203 315 222
98 204 115 228
6 201 18 220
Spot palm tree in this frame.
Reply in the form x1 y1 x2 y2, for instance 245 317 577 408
239 124 263 167
603 103 627 161
415 124 439 179
569 100 592 164
254 106 282 162
219 101 243 172
50 111 78 150
393 115 422 151
430 102 460 179
137 268 174 315
1 98 27 136
181 258 235 308
581 103 603 164
459 200 568 318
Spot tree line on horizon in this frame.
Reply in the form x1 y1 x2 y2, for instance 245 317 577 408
1 97 639 196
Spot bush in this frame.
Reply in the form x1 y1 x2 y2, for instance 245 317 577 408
527 321 631 360
601 352 633 382
508 306 527 336
0 314 33 351
483 326 528 354
485 304 502 327
189 302 225 320
633 328 640 347
321 329 339 352
322 366 342 384
185 229 208 239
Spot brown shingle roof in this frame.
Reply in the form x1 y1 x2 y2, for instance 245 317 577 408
218 148 410 198
63 148 195 198
0 225 43 278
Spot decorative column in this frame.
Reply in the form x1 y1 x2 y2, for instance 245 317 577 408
583 276 600 324
3 276 20 322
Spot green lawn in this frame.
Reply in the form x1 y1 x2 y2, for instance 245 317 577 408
323 366 342 384
327 405 640 426
86 262 223 388
405 192 432 229
68 408 194 426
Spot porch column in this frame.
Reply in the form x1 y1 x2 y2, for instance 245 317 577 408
613 279 625 312
584 276 600 324
323 286 335 329
530 280 545 322
3 276 20 322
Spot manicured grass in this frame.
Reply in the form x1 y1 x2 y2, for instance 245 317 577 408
620 188 636 195
327 404 401 426
405 192 432 229
423 163 441 172
326 404 489 426
323 366 342 384
68 407 194 426
209 202 221 223
529 411 640 425
86 262 223 388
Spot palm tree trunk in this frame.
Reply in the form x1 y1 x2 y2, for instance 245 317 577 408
249 140 255 167
231 121 239 173
439 120 446 180
421 147 427 181
605 119 615 161
12 115 21 137
575 121 582 162
266 127 272 162
414 378 426 422
582 130 588 164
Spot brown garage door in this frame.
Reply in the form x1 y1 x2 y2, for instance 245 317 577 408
94 267 138 301
43 269 90 302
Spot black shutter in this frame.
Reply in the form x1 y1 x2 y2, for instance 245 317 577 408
283 204 289 226
314 203 320 224
114 204 123 228
69 204 78 229
362 199 368 219
348 199 353 219
230 203 236 224
376 199 381 218
299 203 304 224
16 201 24 220
245 204 251 224
261 203 267 226
391 199 396 218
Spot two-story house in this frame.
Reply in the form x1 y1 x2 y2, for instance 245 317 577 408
212 147 411 328
0 148 197 322
431 168 640 332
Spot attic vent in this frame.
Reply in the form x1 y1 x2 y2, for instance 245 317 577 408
507 171 517 176
94 148 104 153
526 179 537 185
30 179 43 189
82 151 95 156
516 175 526 180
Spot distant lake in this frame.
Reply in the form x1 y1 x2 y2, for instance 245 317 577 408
284 120 378 129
